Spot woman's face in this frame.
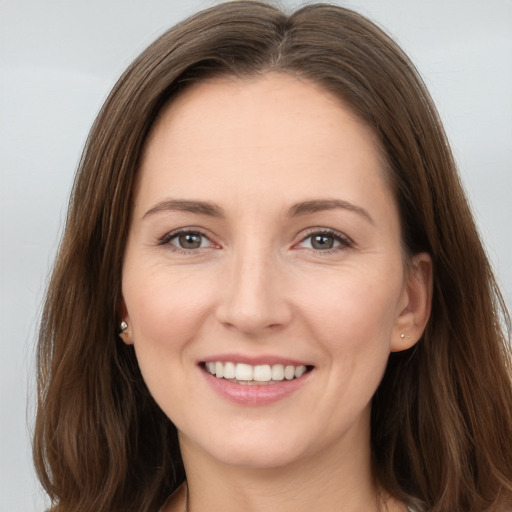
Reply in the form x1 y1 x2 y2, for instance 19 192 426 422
121 74 429 470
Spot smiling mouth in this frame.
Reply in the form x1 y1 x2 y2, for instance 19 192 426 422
202 361 314 385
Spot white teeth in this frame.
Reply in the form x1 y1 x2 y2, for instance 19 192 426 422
223 361 236 379
235 363 253 381
295 365 306 378
253 365 271 382
205 361 309 382
284 365 295 380
271 364 284 381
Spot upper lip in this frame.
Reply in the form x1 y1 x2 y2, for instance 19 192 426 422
200 353 313 367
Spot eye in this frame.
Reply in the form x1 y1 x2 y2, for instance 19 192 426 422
297 229 352 252
160 230 214 251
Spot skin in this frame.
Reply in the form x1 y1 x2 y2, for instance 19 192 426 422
120 73 432 512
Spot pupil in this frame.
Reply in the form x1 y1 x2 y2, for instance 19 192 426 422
179 233 201 249
312 234 334 250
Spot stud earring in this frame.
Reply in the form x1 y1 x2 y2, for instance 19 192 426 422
400 333 406 339
119 320 128 332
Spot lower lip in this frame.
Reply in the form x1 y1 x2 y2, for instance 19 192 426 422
201 367 311 406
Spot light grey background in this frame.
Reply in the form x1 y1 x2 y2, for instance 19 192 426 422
1 0 511 510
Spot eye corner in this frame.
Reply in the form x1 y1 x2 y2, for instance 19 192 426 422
293 227 354 254
158 227 221 253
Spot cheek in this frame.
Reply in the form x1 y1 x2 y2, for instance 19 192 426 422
122 267 216 420
123 265 214 357
295 265 404 408
299 268 403 348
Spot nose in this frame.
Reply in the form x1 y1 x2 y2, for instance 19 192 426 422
215 249 293 336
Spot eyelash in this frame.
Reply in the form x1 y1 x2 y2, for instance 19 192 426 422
158 228 216 254
295 228 353 254
158 228 353 254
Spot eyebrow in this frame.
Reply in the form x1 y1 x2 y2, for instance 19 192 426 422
143 199 225 219
142 197 373 224
287 199 374 224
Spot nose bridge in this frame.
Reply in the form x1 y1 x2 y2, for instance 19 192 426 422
216 236 290 334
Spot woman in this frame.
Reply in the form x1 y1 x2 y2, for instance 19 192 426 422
33 2 512 511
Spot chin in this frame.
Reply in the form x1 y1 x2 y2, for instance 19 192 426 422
208 445 303 470
180 425 314 470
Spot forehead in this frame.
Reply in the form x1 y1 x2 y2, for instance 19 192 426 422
145 72 381 157
136 73 393 216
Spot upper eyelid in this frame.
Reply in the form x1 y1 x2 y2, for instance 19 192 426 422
157 226 353 248
162 226 211 236
159 227 217 245
295 227 353 244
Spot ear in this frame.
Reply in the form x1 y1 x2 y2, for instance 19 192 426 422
391 252 433 352
118 299 134 345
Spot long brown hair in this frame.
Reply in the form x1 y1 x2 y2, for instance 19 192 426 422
33 2 512 511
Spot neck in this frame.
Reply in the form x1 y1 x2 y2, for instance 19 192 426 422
178 415 393 512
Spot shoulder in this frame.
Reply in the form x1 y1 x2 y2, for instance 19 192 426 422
158 483 187 512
